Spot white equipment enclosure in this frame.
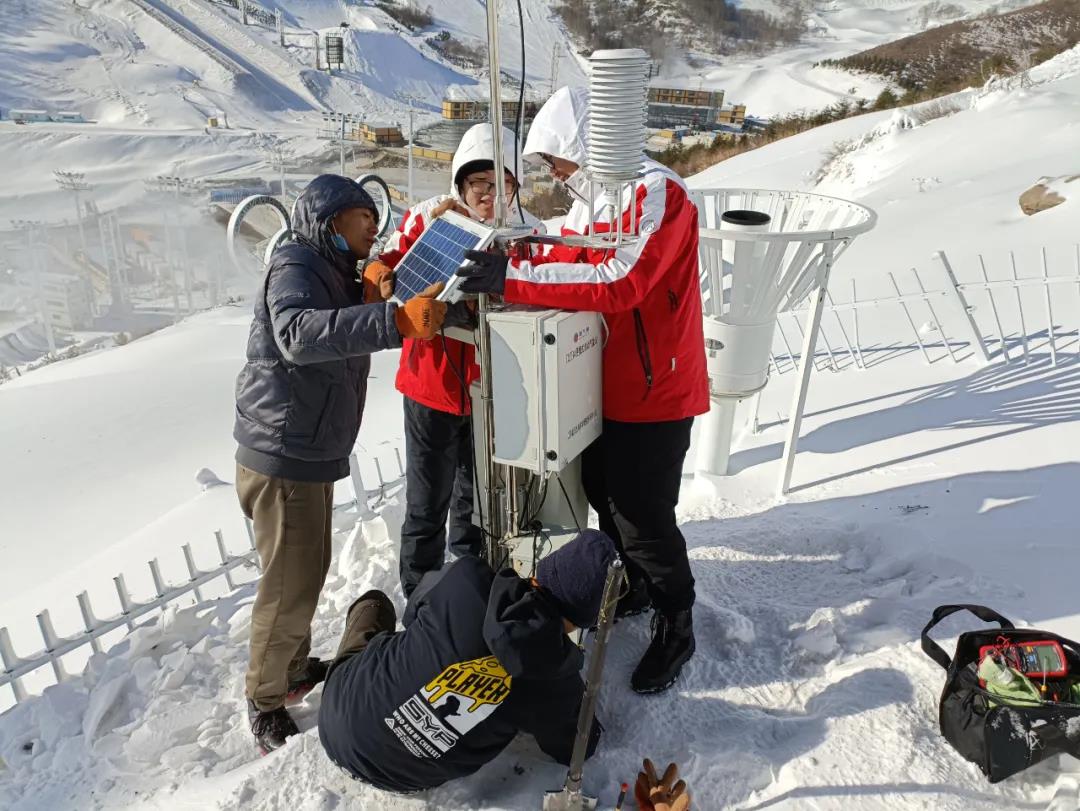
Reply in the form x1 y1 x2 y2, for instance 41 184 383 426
488 309 603 474
689 188 877 493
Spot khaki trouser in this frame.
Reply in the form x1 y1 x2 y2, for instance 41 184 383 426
237 463 334 711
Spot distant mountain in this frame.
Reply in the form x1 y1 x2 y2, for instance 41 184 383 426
823 0 1080 91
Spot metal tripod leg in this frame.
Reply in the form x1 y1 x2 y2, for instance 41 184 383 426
543 559 625 811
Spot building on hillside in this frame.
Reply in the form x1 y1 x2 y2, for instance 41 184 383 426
716 104 747 126
18 272 94 331
354 122 405 147
647 81 725 127
8 110 51 124
441 85 543 122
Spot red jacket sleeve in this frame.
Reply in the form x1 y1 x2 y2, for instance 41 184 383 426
502 178 696 314
378 206 427 269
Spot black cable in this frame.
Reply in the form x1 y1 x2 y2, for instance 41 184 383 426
513 0 526 226
555 473 582 532
527 477 549 524
441 327 500 560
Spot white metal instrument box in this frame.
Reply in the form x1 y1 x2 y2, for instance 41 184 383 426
487 307 603 473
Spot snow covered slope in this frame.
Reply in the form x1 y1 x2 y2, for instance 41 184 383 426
0 0 582 220
658 0 1045 114
692 45 1080 281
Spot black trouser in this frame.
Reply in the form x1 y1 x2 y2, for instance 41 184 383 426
399 397 483 596
581 417 695 615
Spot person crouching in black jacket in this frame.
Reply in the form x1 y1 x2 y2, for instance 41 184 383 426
318 530 615 793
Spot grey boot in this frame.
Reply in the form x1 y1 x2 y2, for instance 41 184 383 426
329 590 397 677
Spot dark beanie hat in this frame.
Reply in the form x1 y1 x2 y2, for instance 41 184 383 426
535 529 617 628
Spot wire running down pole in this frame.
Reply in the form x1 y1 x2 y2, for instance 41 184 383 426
478 0 508 568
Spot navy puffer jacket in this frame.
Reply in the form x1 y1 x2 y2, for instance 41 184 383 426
233 175 402 482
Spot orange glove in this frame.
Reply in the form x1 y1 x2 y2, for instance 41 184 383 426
394 282 446 340
362 260 394 302
635 759 690 811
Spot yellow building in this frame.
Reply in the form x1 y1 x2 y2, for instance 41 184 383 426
352 122 406 147
716 105 747 126
441 85 542 121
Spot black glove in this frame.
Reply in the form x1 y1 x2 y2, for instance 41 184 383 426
443 299 476 330
458 249 508 295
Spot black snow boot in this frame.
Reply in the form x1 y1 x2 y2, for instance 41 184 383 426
631 608 695 694
615 575 652 620
285 657 329 703
247 701 300 754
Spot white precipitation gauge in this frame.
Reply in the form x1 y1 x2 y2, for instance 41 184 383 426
689 188 877 494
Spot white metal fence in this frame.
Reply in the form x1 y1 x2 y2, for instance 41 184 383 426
0 447 405 706
765 244 1080 374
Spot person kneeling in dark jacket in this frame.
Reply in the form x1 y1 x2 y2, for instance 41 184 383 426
319 530 615 793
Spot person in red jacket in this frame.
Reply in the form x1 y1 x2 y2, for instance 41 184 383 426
458 88 709 694
375 123 542 597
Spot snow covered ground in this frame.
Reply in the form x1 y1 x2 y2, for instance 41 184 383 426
3 2 1080 809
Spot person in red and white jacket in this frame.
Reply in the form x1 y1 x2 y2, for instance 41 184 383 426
375 123 543 597
459 87 709 695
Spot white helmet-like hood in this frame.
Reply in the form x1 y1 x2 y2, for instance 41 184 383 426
522 86 589 167
450 122 525 195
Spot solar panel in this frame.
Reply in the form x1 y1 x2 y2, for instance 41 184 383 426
389 210 495 305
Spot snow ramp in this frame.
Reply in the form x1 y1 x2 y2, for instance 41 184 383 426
130 0 317 113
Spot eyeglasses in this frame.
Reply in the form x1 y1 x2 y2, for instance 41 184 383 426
465 178 516 196
537 153 555 169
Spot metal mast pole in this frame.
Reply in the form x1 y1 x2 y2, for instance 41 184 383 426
339 115 346 175
407 100 415 206
174 180 194 314
26 224 57 355
478 0 508 565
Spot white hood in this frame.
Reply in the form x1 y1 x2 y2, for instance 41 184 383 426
447 122 541 228
522 86 589 167
450 123 525 195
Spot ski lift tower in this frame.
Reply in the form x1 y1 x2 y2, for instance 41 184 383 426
52 171 92 255
145 175 204 311
316 111 362 175
688 188 877 494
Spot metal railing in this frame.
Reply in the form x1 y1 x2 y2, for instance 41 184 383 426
0 447 405 705
764 244 1080 375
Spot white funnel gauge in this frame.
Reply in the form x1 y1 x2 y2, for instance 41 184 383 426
689 188 877 487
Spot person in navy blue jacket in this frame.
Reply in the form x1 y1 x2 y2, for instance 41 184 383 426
318 530 615 793
233 174 448 754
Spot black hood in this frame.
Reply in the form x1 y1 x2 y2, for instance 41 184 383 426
482 570 584 680
291 174 377 273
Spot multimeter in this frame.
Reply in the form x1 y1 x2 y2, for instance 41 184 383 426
979 639 1068 681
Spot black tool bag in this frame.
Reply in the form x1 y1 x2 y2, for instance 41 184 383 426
922 604 1080 782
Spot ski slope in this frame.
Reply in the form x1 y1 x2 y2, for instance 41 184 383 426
0 0 582 222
